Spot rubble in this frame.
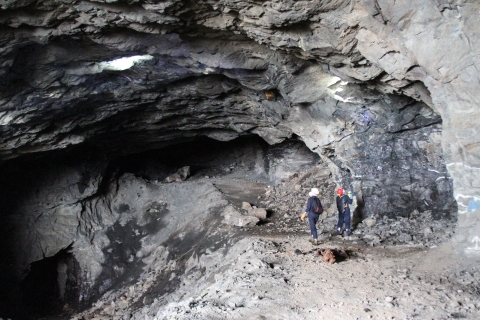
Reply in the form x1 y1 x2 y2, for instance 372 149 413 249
164 166 191 183
253 164 456 249
72 238 480 320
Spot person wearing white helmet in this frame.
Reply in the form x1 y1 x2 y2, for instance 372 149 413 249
301 187 324 245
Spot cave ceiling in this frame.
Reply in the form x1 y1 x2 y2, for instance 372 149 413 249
0 0 479 261
0 0 440 160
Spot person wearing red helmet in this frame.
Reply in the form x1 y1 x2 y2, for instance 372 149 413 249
336 188 353 236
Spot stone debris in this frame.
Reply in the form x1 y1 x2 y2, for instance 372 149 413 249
240 201 268 220
71 237 480 320
252 164 456 249
246 207 268 220
222 205 260 227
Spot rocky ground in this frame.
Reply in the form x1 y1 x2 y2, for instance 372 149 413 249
252 163 456 249
59 162 480 320
69 235 480 320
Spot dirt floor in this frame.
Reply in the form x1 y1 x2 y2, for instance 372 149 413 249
246 234 479 320
71 205 480 319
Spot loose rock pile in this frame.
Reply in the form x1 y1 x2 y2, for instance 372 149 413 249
70 237 480 320
354 210 455 247
253 163 456 249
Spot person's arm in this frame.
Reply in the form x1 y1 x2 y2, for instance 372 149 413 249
305 197 311 214
301 198 310 221
345 195 353 205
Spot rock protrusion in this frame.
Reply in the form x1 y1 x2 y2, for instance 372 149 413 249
222 205 260 227
165 166 190 183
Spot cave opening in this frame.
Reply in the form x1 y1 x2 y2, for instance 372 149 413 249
0 125 462 319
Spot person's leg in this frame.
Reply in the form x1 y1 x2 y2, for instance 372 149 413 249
308 214 318 240
313 215 320 243
337 211 344 234
345 208 351 236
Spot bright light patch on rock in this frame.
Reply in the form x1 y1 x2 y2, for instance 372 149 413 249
99 55 154 71
332 80 351 102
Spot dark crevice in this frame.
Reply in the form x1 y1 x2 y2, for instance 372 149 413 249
387 116 442 134
19 243 79 319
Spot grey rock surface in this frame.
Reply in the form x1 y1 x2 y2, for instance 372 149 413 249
0 0 476 246
73 237 480 320
222 205 259 227
0 0 480 317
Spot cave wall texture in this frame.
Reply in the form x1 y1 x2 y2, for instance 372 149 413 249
0 0 480 315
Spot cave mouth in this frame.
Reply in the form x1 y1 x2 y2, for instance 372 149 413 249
0 130 459 318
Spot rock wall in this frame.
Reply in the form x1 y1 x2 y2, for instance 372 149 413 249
352 0 480 257
0 138 322 316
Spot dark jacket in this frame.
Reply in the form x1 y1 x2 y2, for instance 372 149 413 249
305 196 321 215
336 195 352 213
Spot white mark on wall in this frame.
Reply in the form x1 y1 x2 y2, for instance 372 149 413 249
456 195 469 214
455 194 477 201
465 236 480 252
447 162 480 171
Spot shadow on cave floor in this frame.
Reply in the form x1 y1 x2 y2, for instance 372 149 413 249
127 210 229 312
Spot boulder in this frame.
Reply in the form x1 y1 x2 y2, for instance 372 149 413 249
246 208 268 220
223 206 259 227
364 218 376 227
242 202 253 210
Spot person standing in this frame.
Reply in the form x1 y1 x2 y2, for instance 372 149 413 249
302 188 323 244
336 188 353 236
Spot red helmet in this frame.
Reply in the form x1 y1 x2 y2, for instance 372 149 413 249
337 188 344 196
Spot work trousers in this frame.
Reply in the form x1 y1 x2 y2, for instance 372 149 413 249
308 212 320 239
337 208 351 231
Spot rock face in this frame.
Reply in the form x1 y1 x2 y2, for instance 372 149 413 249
0 0 479 317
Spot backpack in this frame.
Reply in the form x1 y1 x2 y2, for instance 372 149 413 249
312 197 323 214
336 195 349 213
336 195 345 213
